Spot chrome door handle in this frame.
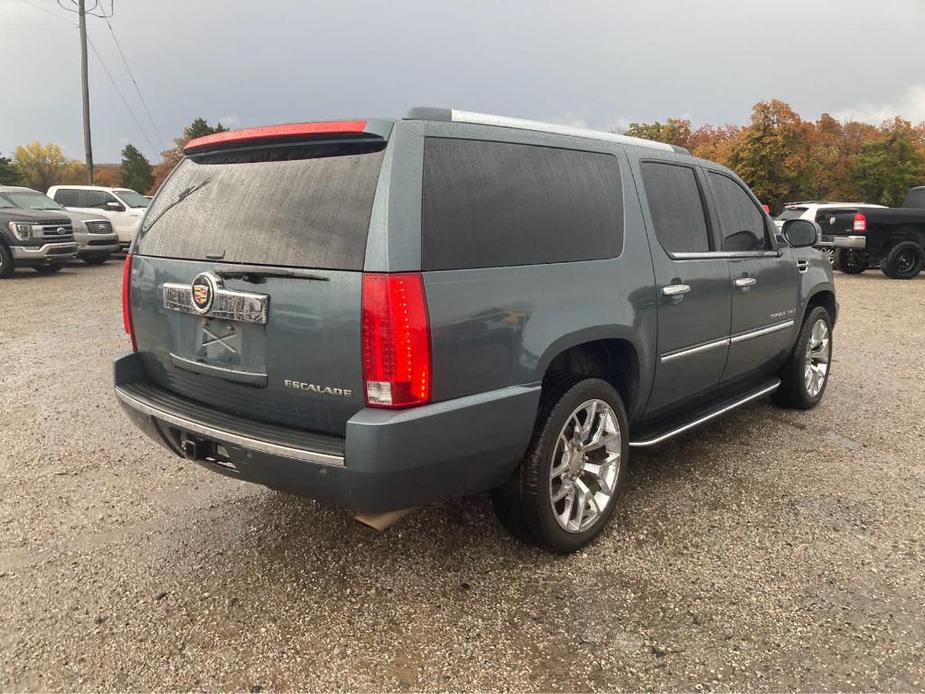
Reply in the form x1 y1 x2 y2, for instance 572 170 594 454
662 284 691 297
734 277 757 289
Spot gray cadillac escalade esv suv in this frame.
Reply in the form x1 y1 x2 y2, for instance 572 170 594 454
115 108 836 552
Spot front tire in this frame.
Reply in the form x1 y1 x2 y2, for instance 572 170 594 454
34 264 63 275
834 249 866 274
0 244 13 279
880 241 923 279
772 306 833 410
82 254 109 265
491 375 628 553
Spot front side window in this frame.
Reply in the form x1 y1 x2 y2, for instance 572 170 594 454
84 190 119 209
422 138 624 270
709 173 771 252
640 161 711 254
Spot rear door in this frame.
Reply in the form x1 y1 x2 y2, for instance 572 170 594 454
706 171 798 382
637 159 731 413
130 138 388 436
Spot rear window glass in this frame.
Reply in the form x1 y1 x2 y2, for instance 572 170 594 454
135 143 385 270
640 161 711 253
421 138 623 270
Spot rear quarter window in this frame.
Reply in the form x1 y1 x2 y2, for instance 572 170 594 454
135 143 385 270
421 138 624 270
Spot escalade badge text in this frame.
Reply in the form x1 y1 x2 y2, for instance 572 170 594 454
191 272 221 314
284 379 352 397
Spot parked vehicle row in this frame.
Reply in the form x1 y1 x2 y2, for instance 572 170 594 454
0 184 148 277
775 190 925 279
115 109 836 553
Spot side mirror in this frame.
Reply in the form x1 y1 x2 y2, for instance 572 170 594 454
782 218 819 248
106 201 125 212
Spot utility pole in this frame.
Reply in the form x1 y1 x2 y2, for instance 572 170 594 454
78 0 94 184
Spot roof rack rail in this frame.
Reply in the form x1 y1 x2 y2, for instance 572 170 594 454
405 107 689 155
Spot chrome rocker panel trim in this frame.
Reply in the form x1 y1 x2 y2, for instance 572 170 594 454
114 386 345 467
629 382 780 448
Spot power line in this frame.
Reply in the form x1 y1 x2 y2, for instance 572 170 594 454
103 15 165 150
86 37 160 156
18 0 161 160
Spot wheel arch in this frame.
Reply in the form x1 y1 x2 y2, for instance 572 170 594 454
537 328 644 421
803 286 837 327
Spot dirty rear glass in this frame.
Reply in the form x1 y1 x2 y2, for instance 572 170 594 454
135 143 385 270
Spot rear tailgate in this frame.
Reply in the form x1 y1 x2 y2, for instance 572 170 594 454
130 128 390 437
816 208 860 243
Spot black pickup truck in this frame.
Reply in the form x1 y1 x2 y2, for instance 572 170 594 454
827 186 925 279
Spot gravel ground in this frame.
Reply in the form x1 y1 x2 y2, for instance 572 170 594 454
0 261 923 692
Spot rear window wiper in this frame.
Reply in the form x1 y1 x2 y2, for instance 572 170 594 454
142 179 212 234
214 266 330 283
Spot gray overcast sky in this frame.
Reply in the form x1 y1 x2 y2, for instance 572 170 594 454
2 0 924 163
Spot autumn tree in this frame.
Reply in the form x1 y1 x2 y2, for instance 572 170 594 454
14 142 72 191
728 100 812 212
94 166 122 187
624 118 693 150
852 129 924 206
150 117 229 193
689 124 742 167
120 144 152 192
806 114 854 200
0 155 23 185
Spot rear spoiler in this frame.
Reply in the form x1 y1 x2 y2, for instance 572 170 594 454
183 119 393 154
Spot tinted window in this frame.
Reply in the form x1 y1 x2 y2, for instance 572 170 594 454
422 138 623 270
640 162 710 253
84 190 118 208
709 173 770 252
135 143 384 270
115 189 150 208
778 207 808 221
53 189 80 206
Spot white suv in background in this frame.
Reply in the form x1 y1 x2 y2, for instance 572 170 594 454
47 185 150 249
775 201 885 262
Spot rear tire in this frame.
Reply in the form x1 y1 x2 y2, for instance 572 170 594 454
0 244 13 279
82 254 109 265
491 375 628 553
834 249 866 274
772 306 833 410
34 264 63 275
880 241 923 279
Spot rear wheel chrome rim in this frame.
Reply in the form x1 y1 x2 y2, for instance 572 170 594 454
549 399 621 534
804 319 831 398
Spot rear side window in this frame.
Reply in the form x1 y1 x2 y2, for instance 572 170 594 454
421 138 623 270
135 143 385 270
53 189 79 206
778 207 808 221
708 173 771 252
640 162 711 253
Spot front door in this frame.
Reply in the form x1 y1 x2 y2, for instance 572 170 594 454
635 160 732 413
705 171 799 382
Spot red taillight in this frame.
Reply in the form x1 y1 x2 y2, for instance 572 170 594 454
361 273 431 409
761 204 771 214
122 254 136 352
853 213 867 233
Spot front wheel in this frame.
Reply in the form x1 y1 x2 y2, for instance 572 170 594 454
773 306 833 410
0 244 13 279
491 376 628 553
82 254 110 265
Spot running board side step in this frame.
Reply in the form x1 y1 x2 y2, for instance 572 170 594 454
629 380 780 448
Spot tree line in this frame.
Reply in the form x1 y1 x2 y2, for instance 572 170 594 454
624 100 925 211
0 117 227 195
2 103 924 213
